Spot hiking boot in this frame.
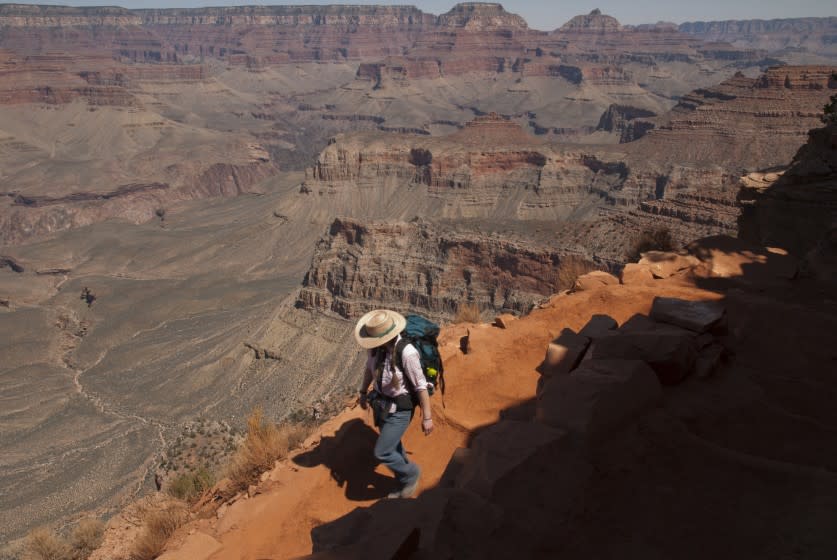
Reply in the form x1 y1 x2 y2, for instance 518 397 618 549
399 467 421 498
386 467 421 499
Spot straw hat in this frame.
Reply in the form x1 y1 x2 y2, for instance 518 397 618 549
353 309 406 349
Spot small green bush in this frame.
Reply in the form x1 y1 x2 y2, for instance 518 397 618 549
166 467 215 502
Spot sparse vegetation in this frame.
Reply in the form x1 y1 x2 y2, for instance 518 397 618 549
226 408 309 491
23 519 103 560
79 287 96 308
626 227 676 262
24 528 71 560
129 504 188 560
68 520 104 559
166 466 215 503
557 255 600 291
822 73 837 124
453 302 482 324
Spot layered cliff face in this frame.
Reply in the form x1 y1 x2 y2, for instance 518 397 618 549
304 115 625 222
637 66 836 169
303 66 835 261
680 17 837 58
297 217 596 317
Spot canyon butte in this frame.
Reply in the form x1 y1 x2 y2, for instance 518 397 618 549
0 2 836 557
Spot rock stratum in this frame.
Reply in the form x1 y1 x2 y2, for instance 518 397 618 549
0 4 833 245
680 16 837 58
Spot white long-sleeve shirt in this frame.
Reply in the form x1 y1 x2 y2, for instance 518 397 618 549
365 335 429 412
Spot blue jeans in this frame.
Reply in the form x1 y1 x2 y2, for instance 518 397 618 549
373 409 419 487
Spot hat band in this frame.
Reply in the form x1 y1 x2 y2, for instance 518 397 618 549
371 322 397 339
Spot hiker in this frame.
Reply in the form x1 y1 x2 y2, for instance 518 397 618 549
354 309 433 499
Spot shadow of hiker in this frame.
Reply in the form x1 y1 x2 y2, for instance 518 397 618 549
293 418 398 501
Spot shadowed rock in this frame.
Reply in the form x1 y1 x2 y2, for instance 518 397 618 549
536 359 661 440
592 331 698 385
650 296 725 333
456 420 568 498
536 328 590 378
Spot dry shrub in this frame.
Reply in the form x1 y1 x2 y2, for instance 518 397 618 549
130 505 188 560
167 467 215 503
24 528 71 560
69 519 104 558
557 255 600 291
23 519 103 560
626 227 675 262
453 302 482 324
284 423 310 451
226 408 307 491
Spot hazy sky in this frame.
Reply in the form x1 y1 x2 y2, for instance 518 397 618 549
14 1 837 31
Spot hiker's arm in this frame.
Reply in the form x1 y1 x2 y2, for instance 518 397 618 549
358 353 374 409
416 389 433 435
402 347 433 434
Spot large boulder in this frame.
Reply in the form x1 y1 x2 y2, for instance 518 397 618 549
536 360 662 440
536 328 590 378
456 420 569 499
572 270 620 291
649 296 725 333
591 332 698 385
620 263 656 285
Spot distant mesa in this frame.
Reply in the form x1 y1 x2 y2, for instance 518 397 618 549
437 2 528 30
450 112 541 146
560 8 622 31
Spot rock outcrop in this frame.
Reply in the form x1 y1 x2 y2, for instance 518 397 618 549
303 114 624 222
739 120 837 265
297 217 600 317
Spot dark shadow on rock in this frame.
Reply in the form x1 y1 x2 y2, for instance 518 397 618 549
293 418 398 500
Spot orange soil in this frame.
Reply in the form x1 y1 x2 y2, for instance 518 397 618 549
166 280 720 560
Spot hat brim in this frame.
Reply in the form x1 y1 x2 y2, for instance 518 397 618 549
353 309 407 349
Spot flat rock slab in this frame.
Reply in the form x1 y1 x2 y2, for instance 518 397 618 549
592 332 698 385
537 328 590 378
573 270 620 292
650 296 725 333
536 359 661 441
456 420 568 499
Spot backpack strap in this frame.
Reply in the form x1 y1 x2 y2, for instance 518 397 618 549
394 338 417 394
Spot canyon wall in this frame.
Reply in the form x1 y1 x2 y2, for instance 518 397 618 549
680 17 837 57
297 217 596 317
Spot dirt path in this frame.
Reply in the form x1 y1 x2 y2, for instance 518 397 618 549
156 281 721 560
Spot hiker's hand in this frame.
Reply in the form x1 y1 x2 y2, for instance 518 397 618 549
358 392 368 410
422 418 434 435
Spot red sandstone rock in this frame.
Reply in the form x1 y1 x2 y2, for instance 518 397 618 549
572 270 620 292
621 263 656 285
